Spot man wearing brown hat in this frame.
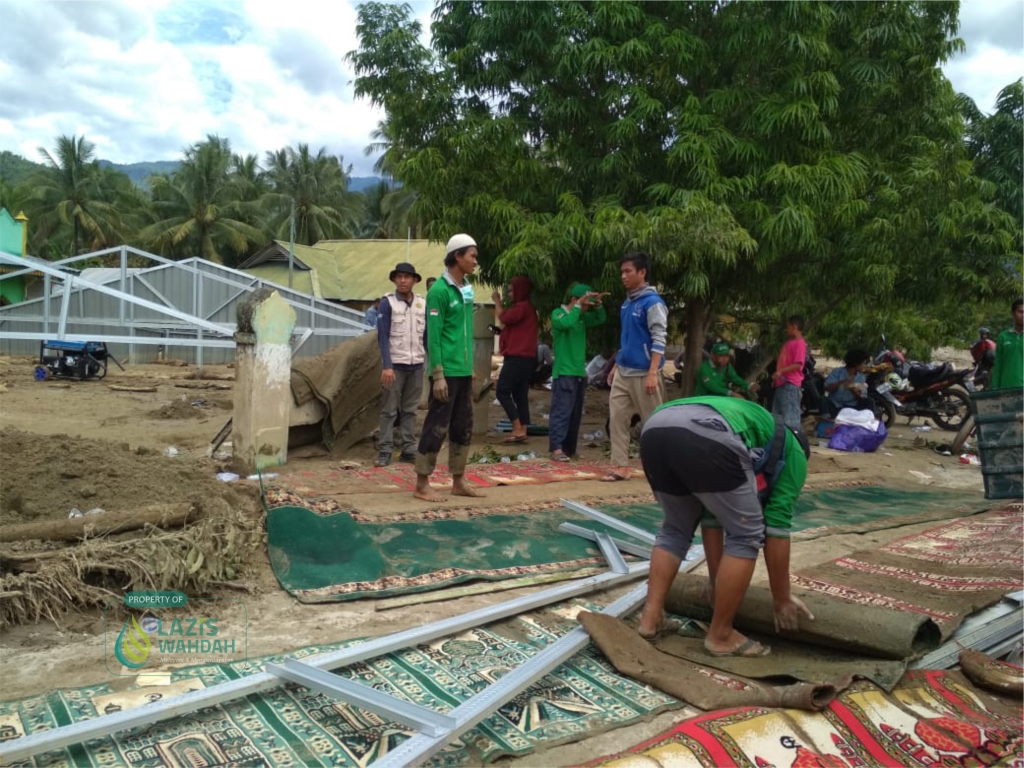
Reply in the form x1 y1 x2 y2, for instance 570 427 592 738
376 262 427 467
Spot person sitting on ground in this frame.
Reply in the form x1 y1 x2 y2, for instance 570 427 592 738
823 348 874 418
549 283 607 462
636 396 813 656
492 276 539 443
694 341 760 399
532 343 554 387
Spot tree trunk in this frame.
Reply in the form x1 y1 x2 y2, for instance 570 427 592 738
680 297 710 397
0 503 196 544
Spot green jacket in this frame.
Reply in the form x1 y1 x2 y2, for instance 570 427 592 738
655 396 808 536
694 359 750 397
991 328 1023 390
425 272 474 377
551 303 606 378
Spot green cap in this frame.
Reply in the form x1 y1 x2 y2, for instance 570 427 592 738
711 342 731 356
569 283 591 299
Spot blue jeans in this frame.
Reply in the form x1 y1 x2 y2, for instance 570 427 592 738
548 376 586 455
772 381 802 431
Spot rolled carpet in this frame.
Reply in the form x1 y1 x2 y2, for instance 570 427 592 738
959 648 1024 698
577 611 836 712
664 574 941 659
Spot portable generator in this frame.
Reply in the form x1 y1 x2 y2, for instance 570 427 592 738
34 340 123 381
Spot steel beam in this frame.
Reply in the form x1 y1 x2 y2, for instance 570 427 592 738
0 332 236 348
911 605 1023 670
0 561 650 763
265 660 457 737
558 522 653 559
561 499 657 545
595 532 629 574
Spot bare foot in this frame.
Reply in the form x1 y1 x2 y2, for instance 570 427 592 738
413 487 447 503
451 481 485 498
705 630 769 657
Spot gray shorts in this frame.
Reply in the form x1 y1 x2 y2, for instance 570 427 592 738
640 404 765 560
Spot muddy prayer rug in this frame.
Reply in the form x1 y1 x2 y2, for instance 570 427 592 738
0 609 680 767
581 670 1023 767
264 488 992 603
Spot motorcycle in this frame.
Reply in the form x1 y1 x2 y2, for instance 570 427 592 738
865 340 972 431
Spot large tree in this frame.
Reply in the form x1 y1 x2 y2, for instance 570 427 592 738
27 135 126 257
351 1 1017 384
141 135 265 264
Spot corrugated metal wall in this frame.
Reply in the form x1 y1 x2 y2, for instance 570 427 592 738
0 253 369 365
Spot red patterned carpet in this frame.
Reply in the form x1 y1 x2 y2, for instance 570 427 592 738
582 670 1023 767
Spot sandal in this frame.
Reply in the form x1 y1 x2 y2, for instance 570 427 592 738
550 452 571 462
600 471 629 482
704 638 771 658
638 618 683 641
502 434 528 444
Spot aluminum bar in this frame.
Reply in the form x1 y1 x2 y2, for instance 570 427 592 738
911 606 1023 670
558 523 652 559
595 532 629 574
561 499 657 545
265 660 457 737
376 546 707 768
0 561 649 762
0 332 236 348
0 252 230 335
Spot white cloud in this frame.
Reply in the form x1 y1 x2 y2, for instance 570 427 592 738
0 0 1019 178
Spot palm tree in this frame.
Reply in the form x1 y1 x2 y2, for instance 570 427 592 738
363 119 425 238
28 135 124 256
140 135 265 264
263 145 362 245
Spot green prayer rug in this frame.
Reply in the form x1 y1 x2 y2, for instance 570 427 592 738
0 609 679 767
265 487 988 603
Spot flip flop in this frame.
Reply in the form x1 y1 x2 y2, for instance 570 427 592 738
600 471 629 482
550 452 571 462
704 638 771 658
502 434 528 444
638 618 683 641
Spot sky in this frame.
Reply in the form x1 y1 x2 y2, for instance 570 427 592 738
0 0 1020 178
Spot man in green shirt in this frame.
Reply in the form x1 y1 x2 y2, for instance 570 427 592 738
694 341 758 399
549 283 607 461
636 396 813 656
990 297 1024 390
414 234 486 503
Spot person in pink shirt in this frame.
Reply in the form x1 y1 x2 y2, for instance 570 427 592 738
771 315 807 431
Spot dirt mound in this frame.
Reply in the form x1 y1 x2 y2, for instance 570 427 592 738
0 427 254 525
148 399 210 420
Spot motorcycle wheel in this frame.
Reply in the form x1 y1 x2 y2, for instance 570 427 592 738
932 388 971 431
870 393 897 428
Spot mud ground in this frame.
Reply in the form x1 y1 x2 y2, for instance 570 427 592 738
0 352 987 766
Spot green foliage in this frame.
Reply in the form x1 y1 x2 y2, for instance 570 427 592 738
350 0 1018 370
960 79 1023 227
0 151 46 187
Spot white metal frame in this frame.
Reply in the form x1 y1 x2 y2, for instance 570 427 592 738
0 246 369 364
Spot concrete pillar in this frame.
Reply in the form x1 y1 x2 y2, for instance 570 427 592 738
232 288 297 474
472 307 494 436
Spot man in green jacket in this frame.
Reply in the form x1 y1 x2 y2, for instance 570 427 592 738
549 283 607 461
414 234 486 503
636 396 813 657
694 341 758 399
990 297 1024 390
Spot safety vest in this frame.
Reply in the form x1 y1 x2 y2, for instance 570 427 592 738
385 293 426 366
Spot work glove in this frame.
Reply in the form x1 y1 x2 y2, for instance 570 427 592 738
432 367 449 402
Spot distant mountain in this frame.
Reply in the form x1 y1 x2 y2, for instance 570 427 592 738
349 176 385 193
0 151 45 186
99 160 179 188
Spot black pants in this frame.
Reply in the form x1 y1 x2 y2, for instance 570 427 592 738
417 376 473 476
496 355 534 425
548 376 585 455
